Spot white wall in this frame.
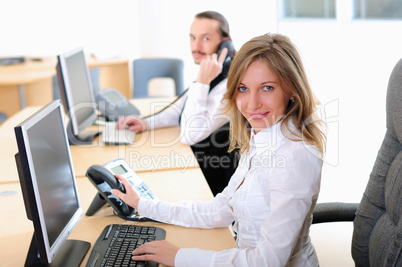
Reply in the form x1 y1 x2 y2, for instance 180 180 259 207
279 19 402 203
0 0 141 59
1 0 402 204
136 0 277 87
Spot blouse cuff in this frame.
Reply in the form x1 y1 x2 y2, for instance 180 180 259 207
143 117 153 130
137 197 154 216
175 248 214 266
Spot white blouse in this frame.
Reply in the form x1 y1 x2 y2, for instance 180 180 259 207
144 80 229 146
138 120 323 266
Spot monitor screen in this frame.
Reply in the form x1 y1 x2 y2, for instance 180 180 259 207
56 47 99 144
14 100 88 265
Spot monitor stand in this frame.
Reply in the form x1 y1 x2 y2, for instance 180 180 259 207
25 233 90 267
67 122 100 146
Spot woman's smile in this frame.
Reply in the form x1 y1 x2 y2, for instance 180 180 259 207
247 111 270 120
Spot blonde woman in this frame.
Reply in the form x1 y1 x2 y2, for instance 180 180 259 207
112 33 326 266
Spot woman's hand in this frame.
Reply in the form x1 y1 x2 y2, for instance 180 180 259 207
132 240 179 267
111 175 140 210
116 115 148 132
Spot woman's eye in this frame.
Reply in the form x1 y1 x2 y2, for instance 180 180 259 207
203 36 209 41
238 86 248 92
263 86 274 91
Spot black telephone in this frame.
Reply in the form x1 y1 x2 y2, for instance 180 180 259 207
95 88 141 121
218 40 235 60
142 40 235 119
85 159 157 221
217 40 235 77
86 164 135 217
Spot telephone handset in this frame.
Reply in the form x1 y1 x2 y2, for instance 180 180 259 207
85 158 157 221
142 40 235 119
217 40 235 77
217 40 235 61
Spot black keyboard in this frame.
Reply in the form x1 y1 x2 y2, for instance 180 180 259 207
86 224 166 267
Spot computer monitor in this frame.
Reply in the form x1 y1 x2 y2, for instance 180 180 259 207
56 47 100 145
14 100 90 266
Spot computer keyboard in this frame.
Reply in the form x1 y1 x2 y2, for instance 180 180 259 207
102 122 136 145
86 224 166 267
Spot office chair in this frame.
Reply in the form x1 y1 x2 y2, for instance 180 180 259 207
133 58 184 98
52 67 101 100
312 57 402 266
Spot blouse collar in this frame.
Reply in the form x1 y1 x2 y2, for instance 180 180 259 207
249 120 297 155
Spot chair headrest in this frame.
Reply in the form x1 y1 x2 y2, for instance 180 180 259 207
386 58 402 143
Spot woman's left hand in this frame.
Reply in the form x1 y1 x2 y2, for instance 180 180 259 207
132 240 179 267
111 174 140 210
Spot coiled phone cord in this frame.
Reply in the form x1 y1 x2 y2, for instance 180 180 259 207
114 210 162 223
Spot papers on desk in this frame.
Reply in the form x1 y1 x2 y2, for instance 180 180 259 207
102 122 135 145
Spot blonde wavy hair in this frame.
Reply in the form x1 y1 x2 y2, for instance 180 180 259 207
223 33 326 155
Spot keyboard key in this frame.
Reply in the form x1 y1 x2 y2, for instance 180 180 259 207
86 224 166 267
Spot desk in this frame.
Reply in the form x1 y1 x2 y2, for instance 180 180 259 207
69 126 198 176
0 169 236 267
0 106 40 134
0 97 196 182
0 57 131 117
0 97 176 134
0 98 236 266
0 126 198 183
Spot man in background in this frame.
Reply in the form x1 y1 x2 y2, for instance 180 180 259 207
117 11 238 196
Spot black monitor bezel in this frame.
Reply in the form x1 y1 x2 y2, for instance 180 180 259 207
14 100 84 264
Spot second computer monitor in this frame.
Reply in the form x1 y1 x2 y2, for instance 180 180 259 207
56 47 99 145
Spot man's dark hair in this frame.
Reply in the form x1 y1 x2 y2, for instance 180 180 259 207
195 11 231 40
